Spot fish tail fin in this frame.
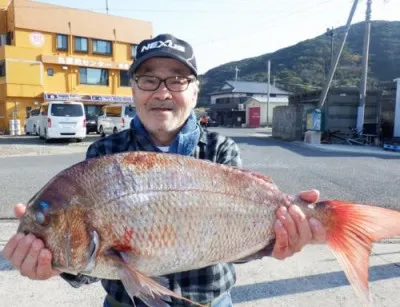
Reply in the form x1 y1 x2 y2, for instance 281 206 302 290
318 200 400 306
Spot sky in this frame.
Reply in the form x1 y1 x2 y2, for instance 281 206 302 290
34 0 400 74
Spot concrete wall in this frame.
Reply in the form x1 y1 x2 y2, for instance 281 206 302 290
272 104 315 141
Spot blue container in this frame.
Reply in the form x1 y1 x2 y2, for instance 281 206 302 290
306 109 322 131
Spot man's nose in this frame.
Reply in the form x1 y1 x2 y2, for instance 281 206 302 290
152 81 172 100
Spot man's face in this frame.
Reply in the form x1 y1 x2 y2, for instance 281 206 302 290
132 58 198 136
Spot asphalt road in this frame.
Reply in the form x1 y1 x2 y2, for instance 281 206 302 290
1 127 400 306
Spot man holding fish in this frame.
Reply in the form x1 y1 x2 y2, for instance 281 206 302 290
4 34 328 306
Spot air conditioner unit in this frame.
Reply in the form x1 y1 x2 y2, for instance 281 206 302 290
238 104 244 111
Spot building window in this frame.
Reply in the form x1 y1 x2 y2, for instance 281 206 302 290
0 61 5 77
131 44 138 58
47 68 54 76
56 34 68 50
92 39 112 55
6 31 13 45
74 37 88 53
0 34 6 46
79 68 109 86
120 70 130 87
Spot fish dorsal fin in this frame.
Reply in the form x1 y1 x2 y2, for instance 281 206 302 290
234 167 275 184
111 251 206 307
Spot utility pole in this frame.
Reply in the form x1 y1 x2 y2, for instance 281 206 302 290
235 66 240 81
267 60 271 126
356 0 372 132
106 0 109 14
326 27 335 85
318 0 360 109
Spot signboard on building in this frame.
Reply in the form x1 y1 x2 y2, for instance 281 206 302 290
41 55 130 70
29 32 45 47
44 93 134 104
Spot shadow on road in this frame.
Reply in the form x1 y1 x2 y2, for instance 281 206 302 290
231 262 400 303
231 136 400 160
0 135 100 146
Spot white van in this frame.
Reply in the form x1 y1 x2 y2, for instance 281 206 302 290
25 108 41 135
38 101 86 142
97 104 136 137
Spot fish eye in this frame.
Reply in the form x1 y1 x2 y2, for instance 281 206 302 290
35 212 46 224
34 200 51 226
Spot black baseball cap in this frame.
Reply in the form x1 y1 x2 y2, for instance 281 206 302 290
128 33 198 77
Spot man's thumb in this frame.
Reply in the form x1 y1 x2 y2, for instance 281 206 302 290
297 189 320 204
14 203 26 218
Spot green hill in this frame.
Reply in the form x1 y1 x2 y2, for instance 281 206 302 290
199 21 400 101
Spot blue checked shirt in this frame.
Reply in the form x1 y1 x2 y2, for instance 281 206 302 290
61 126 242 306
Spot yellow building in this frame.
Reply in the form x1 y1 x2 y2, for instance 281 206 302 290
0 0 153 133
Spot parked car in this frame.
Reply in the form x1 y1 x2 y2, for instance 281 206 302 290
97 104 136 137
25 108 40 135
38 101 86 142
85 113 99 134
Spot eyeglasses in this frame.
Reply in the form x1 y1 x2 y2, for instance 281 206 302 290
133 75 196 92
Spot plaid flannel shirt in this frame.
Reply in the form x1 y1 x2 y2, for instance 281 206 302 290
61 126 242 306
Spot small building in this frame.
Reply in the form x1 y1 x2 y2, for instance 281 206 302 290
0 0 153 133
208 80 291 127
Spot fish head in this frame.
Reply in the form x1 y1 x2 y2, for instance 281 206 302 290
17 176 97 274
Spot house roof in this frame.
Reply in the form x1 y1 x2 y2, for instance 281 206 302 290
210 80 292 96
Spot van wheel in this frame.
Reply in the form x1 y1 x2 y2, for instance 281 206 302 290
76 138 83 143
99 126 105 137
25 126 30 135
44 130 50 143
113 127 118 134
39 128 44 139
34 125 38 135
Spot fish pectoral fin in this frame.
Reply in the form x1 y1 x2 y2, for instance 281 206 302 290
110 251 206 307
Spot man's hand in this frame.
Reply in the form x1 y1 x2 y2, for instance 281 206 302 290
2 204 60 280
272 189 327 260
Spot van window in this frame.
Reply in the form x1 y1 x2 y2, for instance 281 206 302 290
41 105 48 115
50 104 83 117
106 106 122 117
124 105 136 118
85 105 102 116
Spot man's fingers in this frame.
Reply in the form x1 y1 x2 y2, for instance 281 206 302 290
19 239 44 277
36 249 54 280
277 206 298 246
14 204 26 219
289 205 312 252
272 220 289 260
2 233 25 260
11 234 36 269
